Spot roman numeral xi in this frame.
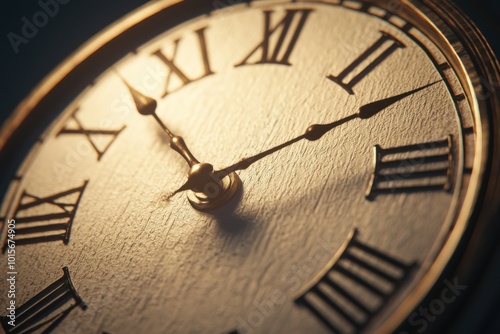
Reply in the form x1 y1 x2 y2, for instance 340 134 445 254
152 26 214 97
2 181 88 252
1 267 86 334
295 228 416 333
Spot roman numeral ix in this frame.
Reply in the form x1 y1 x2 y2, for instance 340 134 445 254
1 267 86 334
328 31 405 94
295 228 416 333
2 181 88 251
152 26 214 97
235 9 313 66
366 136 452 199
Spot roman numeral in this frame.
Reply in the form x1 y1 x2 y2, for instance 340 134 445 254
1 267 86 334
2 181 88 251
328 32 405 94
57 108 125 161
295 229 416 333
366 136 452 199
152 26 214 97
235 9 313 66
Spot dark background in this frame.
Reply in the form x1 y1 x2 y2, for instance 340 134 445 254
0 0 499 124
0 1 499 333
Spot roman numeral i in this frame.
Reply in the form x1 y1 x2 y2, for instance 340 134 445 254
328 31 405 94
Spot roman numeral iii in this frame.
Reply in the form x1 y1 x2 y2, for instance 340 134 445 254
1 267 86 334
328 31 405 94
2 181 88 251
152 26 214 97
366 136 452 199
295 229 416 333
236 9 313 66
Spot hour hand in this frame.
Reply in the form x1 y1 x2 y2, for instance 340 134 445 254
119 76 199 167
119 75 241 211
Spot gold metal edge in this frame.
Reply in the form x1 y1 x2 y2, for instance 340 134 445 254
0 0 183 150
0 0 496 332
374 0 494 333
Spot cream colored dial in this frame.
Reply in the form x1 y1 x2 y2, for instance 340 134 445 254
0 1 481 333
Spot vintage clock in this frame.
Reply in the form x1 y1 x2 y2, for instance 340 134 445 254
1 0 499 333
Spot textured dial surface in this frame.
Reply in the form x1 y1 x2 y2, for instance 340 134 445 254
0 1 478 333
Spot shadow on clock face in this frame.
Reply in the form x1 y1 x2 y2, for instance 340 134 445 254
209 187 251 235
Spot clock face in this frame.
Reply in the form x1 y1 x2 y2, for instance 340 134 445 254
0 0 488 333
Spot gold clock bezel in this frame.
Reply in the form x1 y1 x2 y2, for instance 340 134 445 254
1 0 499 333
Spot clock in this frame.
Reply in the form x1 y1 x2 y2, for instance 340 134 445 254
1 0 499 333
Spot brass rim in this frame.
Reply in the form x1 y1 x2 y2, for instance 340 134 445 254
1 0 498 332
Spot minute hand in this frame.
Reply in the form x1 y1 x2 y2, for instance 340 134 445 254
216 81 440 177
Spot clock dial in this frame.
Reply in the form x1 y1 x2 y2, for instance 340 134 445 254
0 0 490 333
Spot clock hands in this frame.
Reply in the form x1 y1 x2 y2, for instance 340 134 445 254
119 75 241 210
357 80 440 119
214 81 441 179
120 75 439 210
120 78 201 168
